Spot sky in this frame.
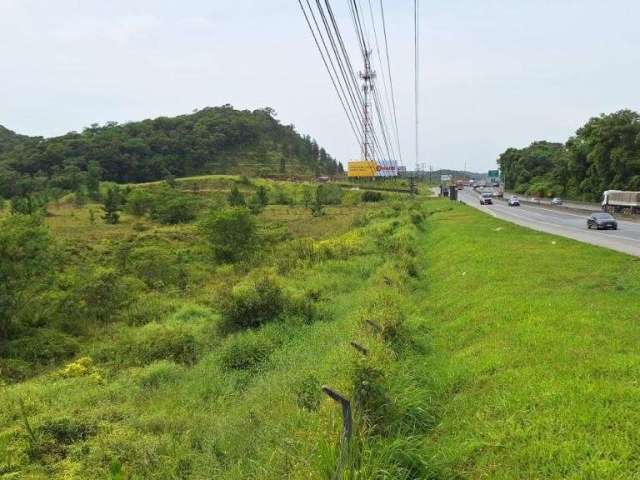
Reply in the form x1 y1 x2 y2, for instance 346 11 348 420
1 0 639 173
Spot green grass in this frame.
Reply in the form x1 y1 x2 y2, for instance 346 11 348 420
6 180 640 478
416 200 640 479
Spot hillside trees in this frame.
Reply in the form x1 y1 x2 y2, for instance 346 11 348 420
0 214 52 341
497 110 640 200
0 106 342 200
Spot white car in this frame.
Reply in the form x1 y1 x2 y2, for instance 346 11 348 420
508 196 520 207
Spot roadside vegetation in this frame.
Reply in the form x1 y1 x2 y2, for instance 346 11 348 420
415 200 640 478
498 109 640 201
0 175 436 479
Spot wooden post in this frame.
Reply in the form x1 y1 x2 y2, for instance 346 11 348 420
322 386 352 442
350 341 368 356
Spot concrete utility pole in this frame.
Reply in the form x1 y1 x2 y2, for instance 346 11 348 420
360 50 376 162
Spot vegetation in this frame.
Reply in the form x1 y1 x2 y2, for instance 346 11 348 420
498 109 640 200
0 174 426 479
0 105 343 205
5 169 638 478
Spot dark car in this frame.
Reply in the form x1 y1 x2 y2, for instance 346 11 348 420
480 193 493 205
508 196 520 207
587 213 618 230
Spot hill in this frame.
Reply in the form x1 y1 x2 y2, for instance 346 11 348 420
0 106 342 199
498 109 640 200
0 125 30 155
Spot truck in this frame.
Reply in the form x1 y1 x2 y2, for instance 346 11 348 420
602 190 640 214
456 180 464 190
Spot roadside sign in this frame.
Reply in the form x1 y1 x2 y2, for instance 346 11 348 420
441 174 452 182
488 170 499 178
348 160 377 178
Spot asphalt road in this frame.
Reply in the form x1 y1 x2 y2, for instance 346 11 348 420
456 188 640 257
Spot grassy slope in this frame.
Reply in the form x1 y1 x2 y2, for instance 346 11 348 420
0 179 431 479
420 200 640 479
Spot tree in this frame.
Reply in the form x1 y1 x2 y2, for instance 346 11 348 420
255 185 268 207
200 208 257 262
0 214 51 340
227 185 246 207
102 186 121 224
86 161 102 200
310 186 325 217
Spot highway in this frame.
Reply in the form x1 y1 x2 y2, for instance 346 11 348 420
456 188 640 257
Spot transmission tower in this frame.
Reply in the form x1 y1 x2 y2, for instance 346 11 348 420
360 50 376 162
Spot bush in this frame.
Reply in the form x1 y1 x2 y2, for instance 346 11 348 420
295 374 322 411
100 322 200 366
136 360 184 389
83 268 140 322
0 358 33 383
219 276 285 333
4 329 79 364
227 185 246 207
200 208 257 263
317 184 342 205
219 332 275 371
352 362 393 432
128 246 182 289
126 189 155 217
150 194 198 224
361 190 384 202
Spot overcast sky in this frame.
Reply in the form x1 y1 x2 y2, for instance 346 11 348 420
1 0 639 172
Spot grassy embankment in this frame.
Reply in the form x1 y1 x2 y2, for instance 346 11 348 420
417 200 640 479
0 176 437 479
4 180 640 479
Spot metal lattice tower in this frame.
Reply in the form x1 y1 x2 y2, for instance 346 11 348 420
359 50 376 161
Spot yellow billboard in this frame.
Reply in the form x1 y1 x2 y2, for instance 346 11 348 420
348 160 377 178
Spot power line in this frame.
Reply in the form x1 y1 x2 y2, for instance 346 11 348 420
414 0 420 169
297 0 363 149
379 0 403 167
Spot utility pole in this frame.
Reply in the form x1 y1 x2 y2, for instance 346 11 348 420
360 50 376 163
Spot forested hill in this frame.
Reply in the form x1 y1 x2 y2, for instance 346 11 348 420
498 109 640 201
0 106 342 198
0 125 30 155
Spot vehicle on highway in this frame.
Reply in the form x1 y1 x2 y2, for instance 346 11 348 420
480 193 493 205
602 190 640 214
587 213 618 230
551 197 563 205
508 196 520 207
529 197 540 204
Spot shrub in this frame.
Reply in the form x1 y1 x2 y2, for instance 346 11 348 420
128 246 181 289
37 417 97 445
126 189 155 217
0 358 33 383
5 329 79 364
362 190 384 202
219 332 275 371
227 185 246 207
200 208 257 263
317 184 342 205
150 194 197 224
295 374 322 411
219 276 285 333
100 322 200 366
352 362 391 430
136 360 183 389
83 268 140 322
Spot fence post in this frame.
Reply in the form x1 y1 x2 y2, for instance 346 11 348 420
322 386 353 479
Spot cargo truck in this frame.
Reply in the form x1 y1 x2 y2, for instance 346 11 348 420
602 190 640 214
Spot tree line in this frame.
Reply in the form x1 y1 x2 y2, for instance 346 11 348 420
498 109 640 201
0 105 343 202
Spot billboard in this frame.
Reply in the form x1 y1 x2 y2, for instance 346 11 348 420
441 174 452 183
348 160 377 178
376 161 398 178
348 160 399 178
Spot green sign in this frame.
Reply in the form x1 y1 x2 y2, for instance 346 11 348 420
488 170 499 178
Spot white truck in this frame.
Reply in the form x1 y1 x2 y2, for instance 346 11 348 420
602 190 640 214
